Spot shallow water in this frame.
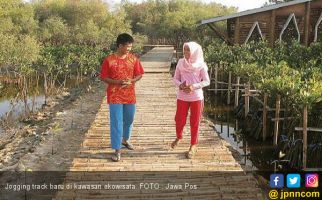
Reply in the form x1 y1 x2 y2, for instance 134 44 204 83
0 96 46 119
207 110 276 172
0 95 46 137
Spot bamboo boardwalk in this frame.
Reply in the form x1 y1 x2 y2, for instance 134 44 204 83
54 47 265 200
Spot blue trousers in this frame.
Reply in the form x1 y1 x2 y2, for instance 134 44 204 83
109 104 136 150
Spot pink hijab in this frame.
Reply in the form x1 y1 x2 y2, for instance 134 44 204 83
182 41 208 72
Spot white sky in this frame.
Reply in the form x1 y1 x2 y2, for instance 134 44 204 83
23 0 270 12
108 0 269 12
211 0 268 11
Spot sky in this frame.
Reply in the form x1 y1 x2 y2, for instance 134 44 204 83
23 0 270 12
210 0 268 11
108 0 269 12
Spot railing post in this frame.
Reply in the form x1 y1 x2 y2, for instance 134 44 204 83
209 66 213 81
273 95 281 145
245 82 250 116
215 65 218 95
303 105 308 169
234 77 240 108
263 93 268 141
227 71 232 105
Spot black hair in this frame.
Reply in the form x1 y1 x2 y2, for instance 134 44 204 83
116 33 134 48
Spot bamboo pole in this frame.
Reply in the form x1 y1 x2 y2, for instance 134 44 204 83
245 82 250 116
209 66 213 81
295 127 322 132
303 105 308 169
227 112 230 136
273 95 281 145
220 65 224 98
234 77 240 108
227 71 232 105
215 65 218 95
263 93 268 141
44 72 48 105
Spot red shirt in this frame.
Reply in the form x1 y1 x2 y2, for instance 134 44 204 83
100 53 144 104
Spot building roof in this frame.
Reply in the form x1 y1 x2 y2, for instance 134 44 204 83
200 0 311 25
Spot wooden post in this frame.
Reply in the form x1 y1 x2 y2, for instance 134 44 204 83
220 64 224 98
235 77 240 108
227 71 232 105
235 120 238 131
220 121 223 133
304 1 311 46
234 17 240 45
269 10 276 47
215 65 218 95
227 112 230 137
44 72 48 105
245 82 250 116
303 105 308 169
263 93 268 141
209 66 213 81
273 95 281 145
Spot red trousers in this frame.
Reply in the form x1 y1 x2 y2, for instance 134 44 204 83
175 99 203 145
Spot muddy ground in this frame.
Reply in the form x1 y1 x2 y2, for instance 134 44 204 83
0 79 106 172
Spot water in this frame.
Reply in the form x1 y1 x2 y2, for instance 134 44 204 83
0 76 90 138
207 110 276 172
0 95 46 137
0 96 46 118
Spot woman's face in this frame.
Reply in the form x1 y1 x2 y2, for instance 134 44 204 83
183 45 190 60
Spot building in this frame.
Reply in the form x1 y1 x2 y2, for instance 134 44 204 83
200 0 322 46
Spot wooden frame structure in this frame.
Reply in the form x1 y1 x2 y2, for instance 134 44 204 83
245 22 264 44
278 13 301 42
200 0 322 46
314 12 322 41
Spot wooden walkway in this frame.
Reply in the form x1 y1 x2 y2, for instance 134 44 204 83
54 47 265 199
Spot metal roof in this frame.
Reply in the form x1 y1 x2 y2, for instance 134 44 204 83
200 0 311 25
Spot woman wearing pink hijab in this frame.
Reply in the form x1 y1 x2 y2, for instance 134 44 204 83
171 41 210 159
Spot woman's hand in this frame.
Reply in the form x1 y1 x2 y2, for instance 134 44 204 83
179 81 193 93
179 81 187 90
179 83 185 90
183 85 194 93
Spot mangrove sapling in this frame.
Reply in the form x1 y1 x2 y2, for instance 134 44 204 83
51 123 61 155
43 72 48 105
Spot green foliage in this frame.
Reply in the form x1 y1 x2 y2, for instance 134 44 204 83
0 0 138 79
36 44 108 78
15 35 41 75
124 0 236 41
204 40 233 65
247 40 274 67
204 41 322 107
40 16 69 44
0 33 40 75
33 0 131 47
274 41 311 70
308 42 322 69
0 33 16 66
298 73 322 106
132 34 148 55
258 62 302 96
0 0 38 35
